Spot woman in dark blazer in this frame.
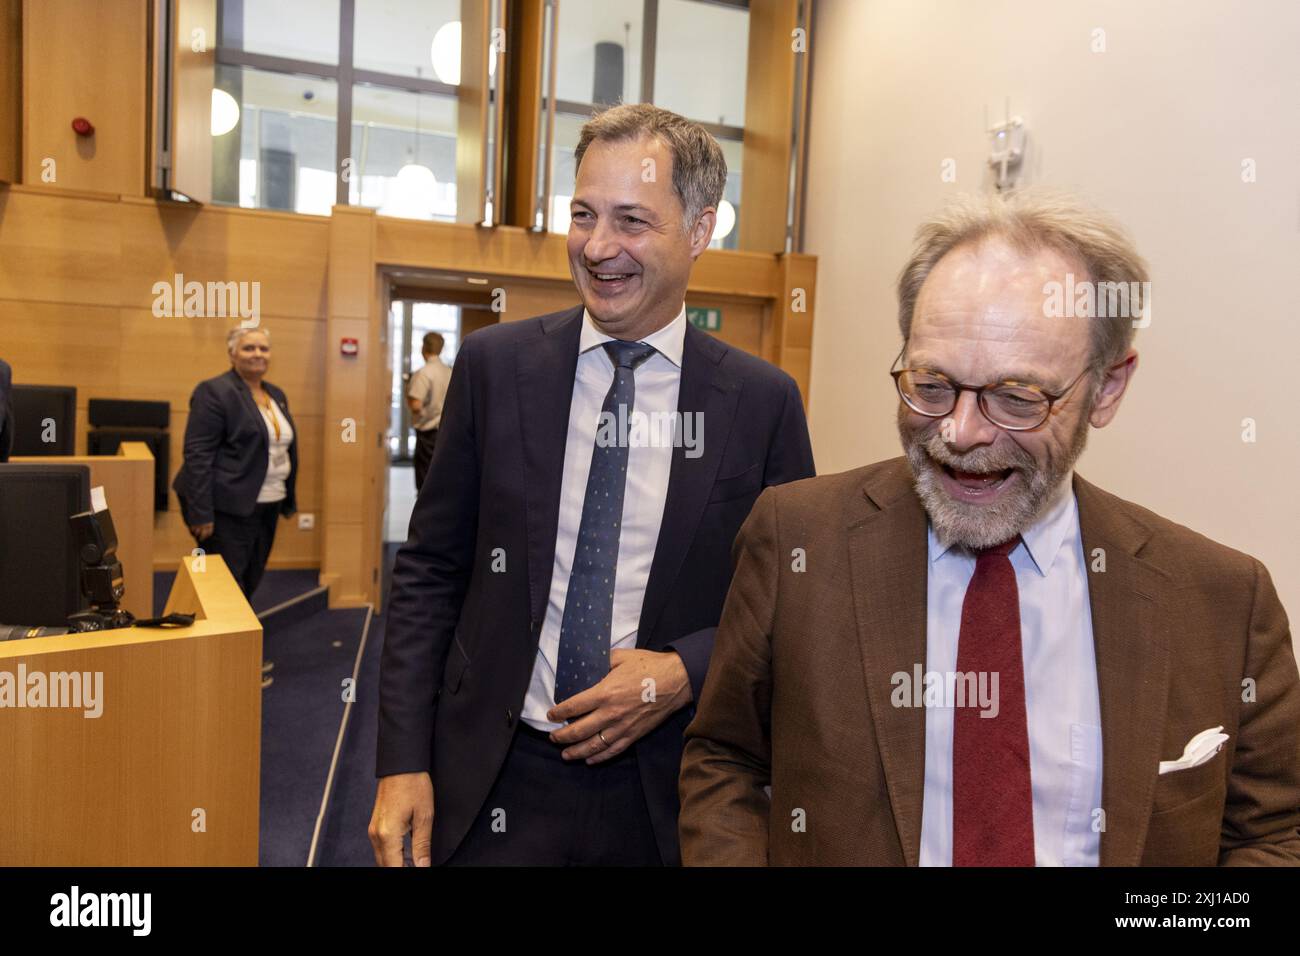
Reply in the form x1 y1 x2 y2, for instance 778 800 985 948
173 326 298 599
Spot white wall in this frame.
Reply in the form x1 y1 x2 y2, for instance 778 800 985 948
804 0 1300 624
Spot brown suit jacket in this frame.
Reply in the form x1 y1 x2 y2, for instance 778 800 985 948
679 457 1300 865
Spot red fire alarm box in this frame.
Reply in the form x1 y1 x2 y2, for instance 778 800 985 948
340 338 359 357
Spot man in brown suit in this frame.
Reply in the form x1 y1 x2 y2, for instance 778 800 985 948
678 192 1300 866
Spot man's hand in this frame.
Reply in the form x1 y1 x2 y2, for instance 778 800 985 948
190 522 214 542
368 771 435 867
547 648 692 764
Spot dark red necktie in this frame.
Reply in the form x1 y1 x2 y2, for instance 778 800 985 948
952 537 1035 866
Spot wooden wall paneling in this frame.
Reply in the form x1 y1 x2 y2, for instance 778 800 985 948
368 264 392 612
118 197 331 318
777 251 816 405
0 0 19 183
21 0 149 196
0 187 123 305
737 0 799 252
322 205 380 606
0 299 123 400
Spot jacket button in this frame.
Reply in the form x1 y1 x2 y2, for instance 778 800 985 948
505 708 513 726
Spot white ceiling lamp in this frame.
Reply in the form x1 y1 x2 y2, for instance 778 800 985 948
431 20 497 86
714 199 736 241
388 161 437 215
387 68 437 219
211 88 240 136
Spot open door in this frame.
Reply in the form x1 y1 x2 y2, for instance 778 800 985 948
151 0 215 203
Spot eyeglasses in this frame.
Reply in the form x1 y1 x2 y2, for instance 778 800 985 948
889 348 1096 431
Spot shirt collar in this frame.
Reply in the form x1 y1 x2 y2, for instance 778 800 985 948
579 304 686 368
927 473 1078 578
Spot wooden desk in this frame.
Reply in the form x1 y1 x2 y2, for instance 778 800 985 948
10 440 155 619
0 554 261 865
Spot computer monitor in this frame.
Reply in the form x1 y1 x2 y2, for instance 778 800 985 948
10 384 77 455
0 463 90 625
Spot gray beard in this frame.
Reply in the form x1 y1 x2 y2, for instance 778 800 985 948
899 407 1091 550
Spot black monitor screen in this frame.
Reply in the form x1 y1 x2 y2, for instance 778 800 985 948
0 463 90 625
10 385 77 456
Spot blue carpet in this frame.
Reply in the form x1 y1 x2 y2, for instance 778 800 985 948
259 605 371 867
312 608 385 866
313 542 400 866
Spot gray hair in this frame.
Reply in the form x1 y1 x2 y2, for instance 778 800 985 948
897 190 1150 373
227 325 269 355
574 103 727 228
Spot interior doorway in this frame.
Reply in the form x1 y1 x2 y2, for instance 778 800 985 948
383 277 499 543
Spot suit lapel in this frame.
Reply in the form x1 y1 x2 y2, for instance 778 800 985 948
516 307 584 624
848 460 930 865
1074 474 1173 866
636 324 739 645
228 369 266 446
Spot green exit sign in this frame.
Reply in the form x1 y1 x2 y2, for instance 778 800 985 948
687 307 722 331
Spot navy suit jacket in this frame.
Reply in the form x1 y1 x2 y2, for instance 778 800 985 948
378 305 816 865
172 368 299 525
0 358 12 463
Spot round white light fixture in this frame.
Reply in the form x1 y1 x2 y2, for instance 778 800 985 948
714 199 736 241
383 162 438 218
211 88 240 136
431 21 497 86
431 22 461 85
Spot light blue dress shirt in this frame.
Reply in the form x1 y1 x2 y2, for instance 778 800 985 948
520 307 686 731
918 477 1104 866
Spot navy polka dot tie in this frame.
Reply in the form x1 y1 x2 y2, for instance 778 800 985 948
553 340 657 704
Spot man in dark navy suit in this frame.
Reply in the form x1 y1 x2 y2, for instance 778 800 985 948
370 104 815 866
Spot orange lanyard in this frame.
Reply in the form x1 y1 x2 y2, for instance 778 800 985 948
256 392 281 441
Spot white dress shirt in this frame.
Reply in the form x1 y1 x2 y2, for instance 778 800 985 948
918 476 1103 866
521 305 686 731
255 394 294 504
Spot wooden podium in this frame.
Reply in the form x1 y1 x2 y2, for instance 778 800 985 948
0 555 261 865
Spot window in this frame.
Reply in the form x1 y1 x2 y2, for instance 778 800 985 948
212 0 462 216
230 0 340 65
213 64 339 215
547 0 747 249
354 0 461 80
653 0 748 128
350 84 458 220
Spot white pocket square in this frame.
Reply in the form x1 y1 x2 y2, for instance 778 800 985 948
1158 726 1229 775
